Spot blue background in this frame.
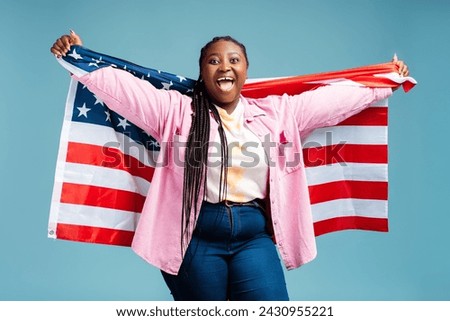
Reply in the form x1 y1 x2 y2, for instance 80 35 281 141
1 0 449 300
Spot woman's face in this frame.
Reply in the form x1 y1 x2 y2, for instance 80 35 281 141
200 40 248 112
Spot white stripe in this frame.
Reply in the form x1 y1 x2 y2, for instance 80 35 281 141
63 162 150 196
308 79 365 87
302 125 387 147
56 203 139 232
68 121 160 167
311 198 388 222
305 163 387 186
370 99 388 107
374 72 417 85
48 80 78 238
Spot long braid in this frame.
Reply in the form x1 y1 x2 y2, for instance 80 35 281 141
181 36 248 253
181 80 210 250
181 79 229 252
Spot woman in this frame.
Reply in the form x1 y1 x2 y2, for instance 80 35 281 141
51 31 409 300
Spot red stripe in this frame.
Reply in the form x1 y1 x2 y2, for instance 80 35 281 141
66 142 155 182
56 223 133 246
303 144 387 167
338 107 387 126
60 182 145 212
242 62 407 98
309 180 387 204
314 216 388 236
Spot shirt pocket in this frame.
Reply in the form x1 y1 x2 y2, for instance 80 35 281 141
277 130 303 175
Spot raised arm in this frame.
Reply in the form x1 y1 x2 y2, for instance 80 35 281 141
291 85 393 137
50 31 192 141
72 67 189 141
290 57 410 137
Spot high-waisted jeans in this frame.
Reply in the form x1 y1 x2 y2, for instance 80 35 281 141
161 201 289 301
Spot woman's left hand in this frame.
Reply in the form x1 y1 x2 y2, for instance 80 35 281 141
392 54 409 77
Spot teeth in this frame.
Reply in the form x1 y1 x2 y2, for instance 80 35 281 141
217 77 234 91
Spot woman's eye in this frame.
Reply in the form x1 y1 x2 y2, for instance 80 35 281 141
230 58 239 63
209 59 219 65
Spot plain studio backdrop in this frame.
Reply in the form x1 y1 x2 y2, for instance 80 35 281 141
1 0 449 300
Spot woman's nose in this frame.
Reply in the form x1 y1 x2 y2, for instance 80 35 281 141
219 61 231 71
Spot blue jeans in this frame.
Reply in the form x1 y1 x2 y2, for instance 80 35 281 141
161 201 289 301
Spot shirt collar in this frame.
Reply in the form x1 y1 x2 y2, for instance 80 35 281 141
240 95 266 121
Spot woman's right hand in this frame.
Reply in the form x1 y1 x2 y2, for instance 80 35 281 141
50 30 83 58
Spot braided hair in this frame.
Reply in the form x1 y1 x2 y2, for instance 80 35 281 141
181 36 249 251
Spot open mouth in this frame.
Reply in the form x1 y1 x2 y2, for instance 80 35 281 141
216 77 235 91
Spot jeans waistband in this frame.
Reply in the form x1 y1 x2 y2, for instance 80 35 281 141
203 199 264 209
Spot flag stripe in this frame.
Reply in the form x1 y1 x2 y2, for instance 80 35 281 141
366 98 388 107
311 198 388 221
303 126 386 146
309 180 388 204
66 142 155 182
305 163 387 185
303 144 387 167
338 107 387 126
60 182 145 212
241 63 411 98
57 203 139 231
62 162 150 196
56 223 134 246
314 216 388 236
68 122 161 167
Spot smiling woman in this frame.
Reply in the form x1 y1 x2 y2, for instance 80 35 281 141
181 37 251 271
50 31 408 301
200 37 249 113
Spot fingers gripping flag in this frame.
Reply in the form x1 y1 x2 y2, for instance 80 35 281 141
48 46 416 246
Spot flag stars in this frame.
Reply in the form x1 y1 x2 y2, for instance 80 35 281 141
76 103 91 118
93 94 104 106
148 140 160 148
177 75 186 82
68 48 82 60
162 81 173 90
105 110 111 122
89 56 104 68
117 117 130 130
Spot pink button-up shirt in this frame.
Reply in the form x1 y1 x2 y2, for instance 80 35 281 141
74 67 392 275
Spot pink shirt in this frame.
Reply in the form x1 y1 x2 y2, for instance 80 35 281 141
74 67 392 275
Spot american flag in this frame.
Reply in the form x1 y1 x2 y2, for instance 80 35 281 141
48 46 416 246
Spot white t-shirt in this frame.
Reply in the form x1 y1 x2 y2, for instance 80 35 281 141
205 100 269 203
